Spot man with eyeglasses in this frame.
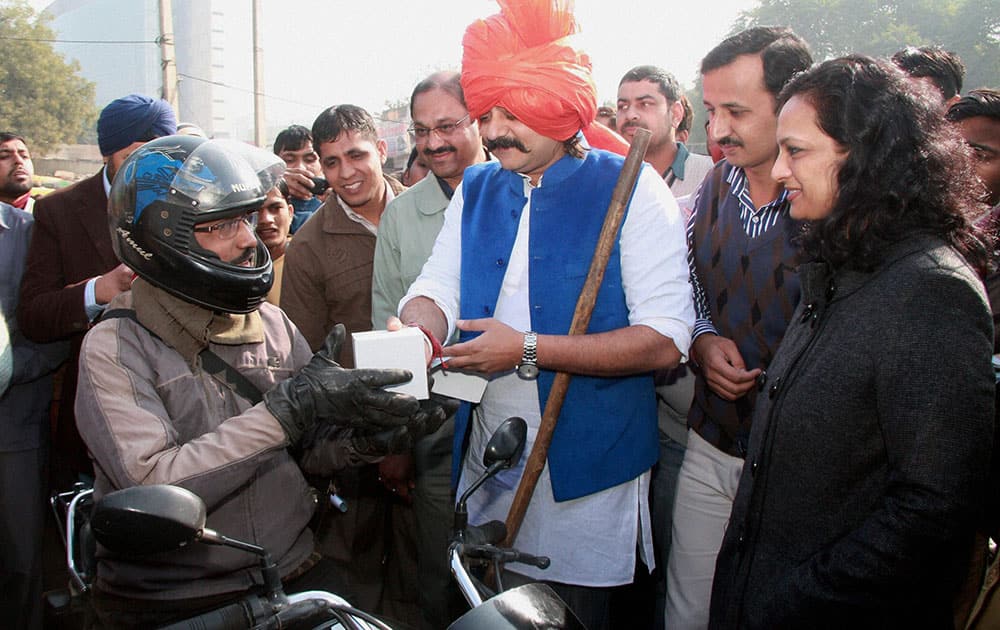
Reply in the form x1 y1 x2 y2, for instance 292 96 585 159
372 70 488 629
18 94 176 488
74 136 452 628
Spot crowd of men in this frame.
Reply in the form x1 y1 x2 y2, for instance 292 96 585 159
1 1 999 629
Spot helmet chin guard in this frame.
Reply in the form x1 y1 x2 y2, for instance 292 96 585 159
109 136 285 313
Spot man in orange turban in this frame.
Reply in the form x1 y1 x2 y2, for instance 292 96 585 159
461 0 627 155
396 2 694 627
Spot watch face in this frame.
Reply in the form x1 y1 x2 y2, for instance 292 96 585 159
518 363 539 380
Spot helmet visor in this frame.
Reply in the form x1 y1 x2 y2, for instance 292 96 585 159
171 139 285 215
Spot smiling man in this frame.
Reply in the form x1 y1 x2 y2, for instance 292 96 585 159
280 104 402 362
397 2 693 627
665 27 812 629
278 104 409 619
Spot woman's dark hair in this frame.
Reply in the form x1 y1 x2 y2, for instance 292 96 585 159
778 54 989 276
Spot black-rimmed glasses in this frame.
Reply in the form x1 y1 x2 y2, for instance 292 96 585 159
192 212 258 240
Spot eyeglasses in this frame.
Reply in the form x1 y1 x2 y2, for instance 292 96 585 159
408 114 471 140
192 212 257 240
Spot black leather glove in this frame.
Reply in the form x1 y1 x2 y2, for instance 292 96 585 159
351 394 460 457
298 394 460 477
265 324 421 445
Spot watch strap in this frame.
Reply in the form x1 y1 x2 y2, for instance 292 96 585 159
521 331 538 365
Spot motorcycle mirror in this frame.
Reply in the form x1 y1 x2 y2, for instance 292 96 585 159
482 416 527 470
90 484 207 556
453 417 529 538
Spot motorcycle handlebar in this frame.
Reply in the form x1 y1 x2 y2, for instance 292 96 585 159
157 595 376 630
158 600 252 630
462 543 551 570
465 520 507 546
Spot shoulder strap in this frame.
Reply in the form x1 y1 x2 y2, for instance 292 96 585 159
197 348 264 405
100 308 264 405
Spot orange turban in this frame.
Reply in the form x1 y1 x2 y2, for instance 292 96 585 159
461 0 627 155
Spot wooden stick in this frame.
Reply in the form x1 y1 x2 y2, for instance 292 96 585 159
502 129 652 548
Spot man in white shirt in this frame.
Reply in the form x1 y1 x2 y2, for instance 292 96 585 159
396 2 693 628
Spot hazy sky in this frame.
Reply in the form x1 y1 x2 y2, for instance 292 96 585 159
31 0 759 135
257 0 758 128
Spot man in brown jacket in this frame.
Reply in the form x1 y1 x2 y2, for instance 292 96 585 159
278 104 414 623
281 104 403 364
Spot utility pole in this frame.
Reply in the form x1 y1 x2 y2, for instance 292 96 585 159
158 0 179 113
252 0 265 147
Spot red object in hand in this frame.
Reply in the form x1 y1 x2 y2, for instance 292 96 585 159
407 322 449 370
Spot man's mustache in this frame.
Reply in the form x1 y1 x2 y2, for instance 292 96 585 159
717 136 743 148
485 136 530 153
423 146 455 157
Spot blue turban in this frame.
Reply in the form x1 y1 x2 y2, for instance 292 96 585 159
97 94 177 156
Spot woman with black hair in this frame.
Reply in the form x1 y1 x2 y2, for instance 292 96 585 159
708 55 996 629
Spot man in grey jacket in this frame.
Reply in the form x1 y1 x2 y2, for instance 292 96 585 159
74 136 451 628
0 133 69 629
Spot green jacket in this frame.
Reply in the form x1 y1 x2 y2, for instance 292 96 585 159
371 175 450 331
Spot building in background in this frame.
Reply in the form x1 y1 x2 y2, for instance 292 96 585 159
41 0 252 140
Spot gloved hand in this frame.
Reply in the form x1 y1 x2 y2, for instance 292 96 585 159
265 324 421 445
298 394 460 477
352 394 460 456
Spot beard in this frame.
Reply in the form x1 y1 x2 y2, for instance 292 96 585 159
0 176 31 198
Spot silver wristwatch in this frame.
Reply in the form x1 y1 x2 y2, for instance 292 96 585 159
517 331 539 380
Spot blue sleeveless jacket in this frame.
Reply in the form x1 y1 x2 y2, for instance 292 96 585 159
453 151 658 502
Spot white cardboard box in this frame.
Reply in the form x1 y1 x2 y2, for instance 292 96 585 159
430 359 489 403
351 327 429 399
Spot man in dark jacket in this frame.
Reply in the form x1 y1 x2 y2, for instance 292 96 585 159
18 94 176 485
666 28 811 628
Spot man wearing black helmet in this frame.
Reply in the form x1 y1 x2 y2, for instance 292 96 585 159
74 136 455 628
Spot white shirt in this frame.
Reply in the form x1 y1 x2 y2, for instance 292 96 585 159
402 162 694 586
83 168 116 321
337 184 396 235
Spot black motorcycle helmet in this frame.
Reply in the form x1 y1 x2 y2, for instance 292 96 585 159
109 135 285 314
